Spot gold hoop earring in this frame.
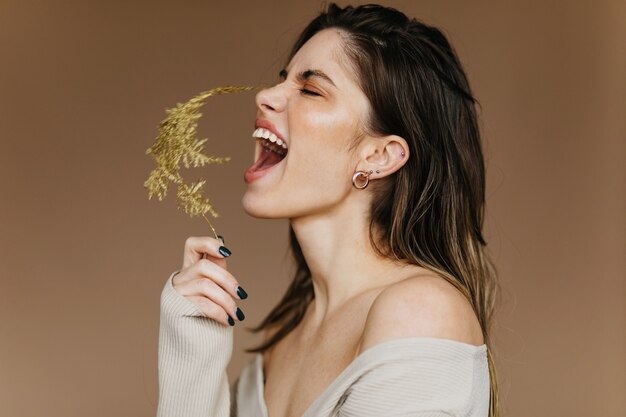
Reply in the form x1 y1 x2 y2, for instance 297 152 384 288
352 170 373 189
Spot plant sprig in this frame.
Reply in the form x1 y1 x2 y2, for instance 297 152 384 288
144 86 257 237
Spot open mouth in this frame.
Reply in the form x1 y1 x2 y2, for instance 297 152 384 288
249 127 288 172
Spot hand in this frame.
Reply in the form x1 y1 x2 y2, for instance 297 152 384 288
171 236 247 326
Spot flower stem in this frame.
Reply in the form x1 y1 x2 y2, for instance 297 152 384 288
202 213 219 240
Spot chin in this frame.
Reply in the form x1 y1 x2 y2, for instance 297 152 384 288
241 192 286 219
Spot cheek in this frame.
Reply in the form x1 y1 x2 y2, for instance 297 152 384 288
288 138 355 198
293 105 359 155
292 119 356 184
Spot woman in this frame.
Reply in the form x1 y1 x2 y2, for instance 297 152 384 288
157 3 500 417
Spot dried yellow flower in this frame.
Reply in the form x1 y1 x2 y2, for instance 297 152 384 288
144 86 258 237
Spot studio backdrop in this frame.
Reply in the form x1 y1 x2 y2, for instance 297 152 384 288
0 1 624 416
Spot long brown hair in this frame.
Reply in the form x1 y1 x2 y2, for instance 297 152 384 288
246 4 501 416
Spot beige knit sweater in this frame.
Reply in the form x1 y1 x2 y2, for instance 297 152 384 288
157 271 490 417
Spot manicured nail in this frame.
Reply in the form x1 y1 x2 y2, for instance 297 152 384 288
227 315 235 326
236 286 248 300
218 246 231 257
235 307 245 321
217 235 225 244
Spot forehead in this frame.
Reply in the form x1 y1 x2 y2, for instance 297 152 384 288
287 29 360 91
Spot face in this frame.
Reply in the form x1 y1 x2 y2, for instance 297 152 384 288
242 29 372 219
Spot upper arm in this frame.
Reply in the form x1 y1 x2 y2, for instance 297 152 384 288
359 275 484 353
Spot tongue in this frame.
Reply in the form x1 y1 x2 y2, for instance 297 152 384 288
252 148 283 172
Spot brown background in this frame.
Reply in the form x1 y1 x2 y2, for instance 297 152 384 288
1 1 624 416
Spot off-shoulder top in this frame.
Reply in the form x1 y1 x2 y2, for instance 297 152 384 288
157 271 490 417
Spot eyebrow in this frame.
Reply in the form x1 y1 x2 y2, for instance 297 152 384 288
279 68 337 88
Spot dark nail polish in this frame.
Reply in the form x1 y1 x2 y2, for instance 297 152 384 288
227 315 235 326
217 235 225 244
235 307 245 321
218 246 231 257
236 286 248 300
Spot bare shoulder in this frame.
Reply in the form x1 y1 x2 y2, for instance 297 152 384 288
359 273 485 353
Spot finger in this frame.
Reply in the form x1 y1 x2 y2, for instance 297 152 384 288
187 295 235 327
184 236 230 265
189 279 243 323
193 259 243 300
183 236 231 269
200 251 227 271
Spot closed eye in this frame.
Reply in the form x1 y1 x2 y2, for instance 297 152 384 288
300 88 321 96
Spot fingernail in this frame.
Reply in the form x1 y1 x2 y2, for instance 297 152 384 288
235 307 245 321
218 246 231 257
218 235 225 244
227 315 235 326
236 286 248 300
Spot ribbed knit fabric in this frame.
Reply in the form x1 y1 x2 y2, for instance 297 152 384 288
158 271 491 417
158 271 233 417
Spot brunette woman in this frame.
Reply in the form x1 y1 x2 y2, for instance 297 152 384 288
158 4 500 417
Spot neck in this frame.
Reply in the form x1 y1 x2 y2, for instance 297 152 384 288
290 196 412 326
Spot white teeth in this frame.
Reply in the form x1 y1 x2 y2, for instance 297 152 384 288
251 127 288 150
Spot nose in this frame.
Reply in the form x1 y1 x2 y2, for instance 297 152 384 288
255 84 287 113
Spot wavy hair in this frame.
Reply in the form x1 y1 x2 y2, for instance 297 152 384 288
246 4 501 416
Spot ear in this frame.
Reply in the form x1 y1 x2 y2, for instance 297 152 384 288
356 134 409 180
